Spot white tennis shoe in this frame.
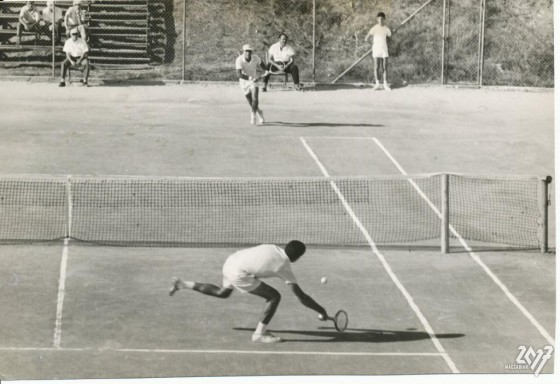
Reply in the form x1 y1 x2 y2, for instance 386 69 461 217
384 83 392 91
252 331 283 343
250 112 256 125
373 82 381 90
256 109 265 125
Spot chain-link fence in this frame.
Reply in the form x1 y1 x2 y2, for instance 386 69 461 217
0 0 553 87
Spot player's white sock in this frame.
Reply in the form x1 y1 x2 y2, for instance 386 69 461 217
255 322 267 335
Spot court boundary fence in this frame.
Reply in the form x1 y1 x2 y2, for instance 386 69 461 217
0 0 553 87
0 173 552 253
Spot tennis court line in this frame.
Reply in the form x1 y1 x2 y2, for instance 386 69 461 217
299 137 460 374
53 238 69 349
371 137 555 346
0 346 445 357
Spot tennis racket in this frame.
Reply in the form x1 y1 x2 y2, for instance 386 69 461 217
319 310 349 332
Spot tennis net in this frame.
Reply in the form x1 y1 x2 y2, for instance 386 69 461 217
0 174 550 249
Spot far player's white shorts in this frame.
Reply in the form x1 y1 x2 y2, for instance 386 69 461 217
372 44 389 58
239 78 256 95
222 256 262 293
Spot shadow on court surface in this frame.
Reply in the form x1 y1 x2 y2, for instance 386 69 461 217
265 121 384 128
99 80 168 87
233 327 464 343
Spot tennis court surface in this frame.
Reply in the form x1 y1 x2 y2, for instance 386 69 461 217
0 81 555 380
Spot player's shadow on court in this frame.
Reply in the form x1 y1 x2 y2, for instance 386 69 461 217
233 327 464 343
266 122 383 128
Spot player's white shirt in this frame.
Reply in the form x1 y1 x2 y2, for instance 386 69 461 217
268 42 296 62
235 54 262 79
226 244 298 284
369 24 391 58
63 37 89 57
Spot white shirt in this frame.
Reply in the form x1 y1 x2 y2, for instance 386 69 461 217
19 5 39 24
369 24 391 50
65 6 84 26
268 42 295 62
235 54 262 79
226 244 298 284
41 6 64 22
63 37 89 57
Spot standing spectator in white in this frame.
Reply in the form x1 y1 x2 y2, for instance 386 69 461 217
41 0 64 45
262 33 301 91
365 12 392 90
65 0 87 40
17 1 46 45
59 28 90 87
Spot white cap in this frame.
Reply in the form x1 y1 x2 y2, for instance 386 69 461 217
242 44 253 52
70 27 79 35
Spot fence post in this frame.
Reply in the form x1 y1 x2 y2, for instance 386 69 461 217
541 176 552 253
478 0 486 86
440 0 448 85
441 173 449 254
182 0 187 82
51 1 56 78
312 0 316 83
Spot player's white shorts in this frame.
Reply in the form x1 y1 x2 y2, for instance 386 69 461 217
372 44 389 58
222 256 262 293
239 78 256 95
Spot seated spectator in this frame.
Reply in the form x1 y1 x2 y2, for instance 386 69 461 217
17 1 46 45
262 32 301 92
65 0 87 40
59 28 90 87
41 0 64 44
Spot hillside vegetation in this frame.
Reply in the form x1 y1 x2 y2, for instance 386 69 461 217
164 0 553 86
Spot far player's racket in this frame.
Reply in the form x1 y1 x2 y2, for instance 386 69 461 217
319 310 349 332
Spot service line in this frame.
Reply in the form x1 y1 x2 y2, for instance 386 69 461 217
299 137 459 374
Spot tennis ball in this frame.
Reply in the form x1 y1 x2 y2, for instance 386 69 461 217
320 277 328 284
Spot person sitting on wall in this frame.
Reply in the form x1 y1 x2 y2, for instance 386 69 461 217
17 1 46 45
65 0 88 40
41 0 65 45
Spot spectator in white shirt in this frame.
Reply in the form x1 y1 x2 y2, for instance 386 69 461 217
41 0 64 44
17 1 46 45
64 0 87 40
262 33 301 92
59 28 90 87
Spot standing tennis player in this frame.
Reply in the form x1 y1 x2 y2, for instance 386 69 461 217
169 240 329 343
365 12 392 90
235 44 268 125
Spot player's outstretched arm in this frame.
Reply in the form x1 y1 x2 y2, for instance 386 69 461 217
289 283 327 318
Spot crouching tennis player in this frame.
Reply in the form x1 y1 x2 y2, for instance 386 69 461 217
169 240 328 343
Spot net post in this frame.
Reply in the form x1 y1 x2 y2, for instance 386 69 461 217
441 173 449 253
541 176 552 253
65 175 72 240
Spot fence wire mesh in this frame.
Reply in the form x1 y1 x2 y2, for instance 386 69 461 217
482 0 554 87
445 0 482 84
0 0 553 87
